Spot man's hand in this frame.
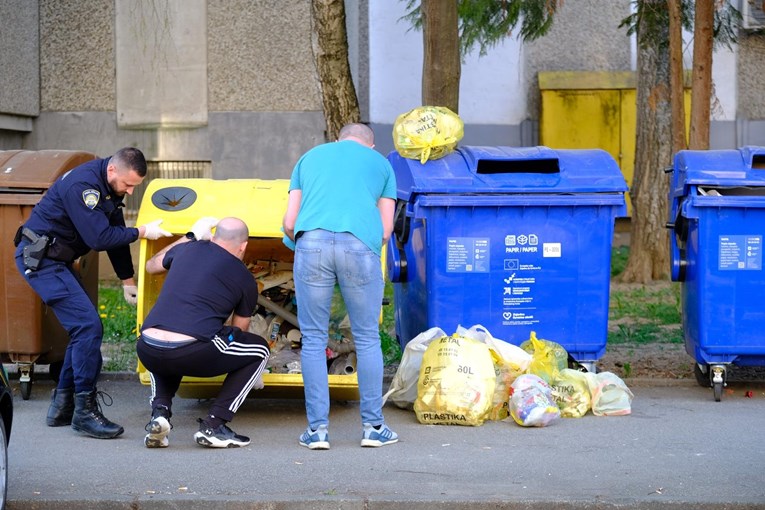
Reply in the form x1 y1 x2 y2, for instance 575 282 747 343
191 217 219 241
123 285 138 306
140 219 172 240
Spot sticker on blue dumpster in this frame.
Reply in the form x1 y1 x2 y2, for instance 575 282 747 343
446 237 489 272
718 235 762 271
501 272 538 325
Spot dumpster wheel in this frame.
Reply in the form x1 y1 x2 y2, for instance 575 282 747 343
710 365 726 402
694 363 727 401
17 364 34 401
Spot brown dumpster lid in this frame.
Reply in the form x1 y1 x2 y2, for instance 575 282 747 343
0 150 98 190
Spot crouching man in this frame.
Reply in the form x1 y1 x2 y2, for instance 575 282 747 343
137 216 269 448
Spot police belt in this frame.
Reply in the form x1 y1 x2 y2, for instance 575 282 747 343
15 226 78 268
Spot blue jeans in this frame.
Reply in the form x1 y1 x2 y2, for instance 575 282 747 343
294 230 385 429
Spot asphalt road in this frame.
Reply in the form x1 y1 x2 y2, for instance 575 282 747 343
6 375 765 509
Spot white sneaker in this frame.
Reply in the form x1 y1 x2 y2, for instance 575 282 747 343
144 416 171 448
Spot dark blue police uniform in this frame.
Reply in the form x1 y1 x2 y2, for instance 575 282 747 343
14 156 140 393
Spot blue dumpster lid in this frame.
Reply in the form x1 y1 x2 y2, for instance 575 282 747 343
672 146 765 191
388 146 628 202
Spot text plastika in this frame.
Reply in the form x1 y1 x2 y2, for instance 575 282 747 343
419 412 467 422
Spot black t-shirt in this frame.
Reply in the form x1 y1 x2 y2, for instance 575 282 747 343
142 240 258 341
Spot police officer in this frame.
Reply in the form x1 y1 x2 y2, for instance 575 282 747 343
14 147 172 439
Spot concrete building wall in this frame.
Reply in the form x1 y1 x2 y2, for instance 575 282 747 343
27 0 324 178
39 0 114 111
0 0 39 117
207 0 320 111
115 0 208 128
738 33 765 120
25 110 325 179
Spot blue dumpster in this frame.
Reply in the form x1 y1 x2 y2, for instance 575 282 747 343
386 146 628 369
668 146 765 400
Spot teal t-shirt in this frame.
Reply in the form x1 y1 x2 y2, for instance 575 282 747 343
284 140 397 255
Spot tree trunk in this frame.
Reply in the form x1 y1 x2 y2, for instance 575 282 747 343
689 0 714 150
668 0 686 153
421 0 460 112
310 0 360 141
620 2 672 283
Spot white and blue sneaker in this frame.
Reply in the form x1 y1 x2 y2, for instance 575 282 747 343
361 423 398 447
194 419 250 448
299 424 330 450
144 406 172 448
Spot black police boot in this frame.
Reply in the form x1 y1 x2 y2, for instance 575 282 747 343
46 387 75 427
71 389 124 439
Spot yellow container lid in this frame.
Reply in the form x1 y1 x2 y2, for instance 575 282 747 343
136 178 290 237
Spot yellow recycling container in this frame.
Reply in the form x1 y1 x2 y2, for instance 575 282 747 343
135 178 360 400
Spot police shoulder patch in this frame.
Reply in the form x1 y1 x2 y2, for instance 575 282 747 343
82 189 100 209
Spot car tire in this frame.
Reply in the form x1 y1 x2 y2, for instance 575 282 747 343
0 417 7 510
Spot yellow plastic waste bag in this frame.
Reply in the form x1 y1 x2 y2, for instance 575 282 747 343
551 368 591 418
454 324 531 421
392 106 464 164
414 334 496 426
520 331 568 384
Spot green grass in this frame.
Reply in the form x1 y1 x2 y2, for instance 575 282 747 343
610 245 630 277
608 246 684 345
97 282 138 372
381 281 402 365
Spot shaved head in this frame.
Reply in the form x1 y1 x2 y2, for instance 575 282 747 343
338 123 374 146
213 217 249 245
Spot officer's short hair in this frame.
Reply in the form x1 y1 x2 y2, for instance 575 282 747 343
112 147 147 177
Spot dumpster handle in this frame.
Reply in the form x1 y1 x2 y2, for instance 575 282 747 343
392 200 410 244
667 220 688 282
386 237 408 283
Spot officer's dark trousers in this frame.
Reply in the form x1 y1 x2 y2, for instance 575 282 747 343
137 330 269 422
14 249 103 393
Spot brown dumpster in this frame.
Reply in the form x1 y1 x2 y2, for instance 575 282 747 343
0 150 100 399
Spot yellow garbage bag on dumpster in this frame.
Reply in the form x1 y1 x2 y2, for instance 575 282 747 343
392 106 464 164
414 333 496 426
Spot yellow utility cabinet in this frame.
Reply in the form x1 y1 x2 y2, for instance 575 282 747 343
135 178 360 400
539 71 691 214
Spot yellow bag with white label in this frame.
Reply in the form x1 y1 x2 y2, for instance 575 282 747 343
455 324 531 421
392 106 464 164
414 334 496 426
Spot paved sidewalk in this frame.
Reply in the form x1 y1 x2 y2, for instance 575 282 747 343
6 375 765 509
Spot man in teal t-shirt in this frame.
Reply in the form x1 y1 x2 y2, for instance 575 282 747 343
283 123 399 450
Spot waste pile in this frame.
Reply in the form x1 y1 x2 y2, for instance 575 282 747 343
383 325 634 428
246 261 356 377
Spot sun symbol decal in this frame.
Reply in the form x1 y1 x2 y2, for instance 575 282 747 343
150 186 198 211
